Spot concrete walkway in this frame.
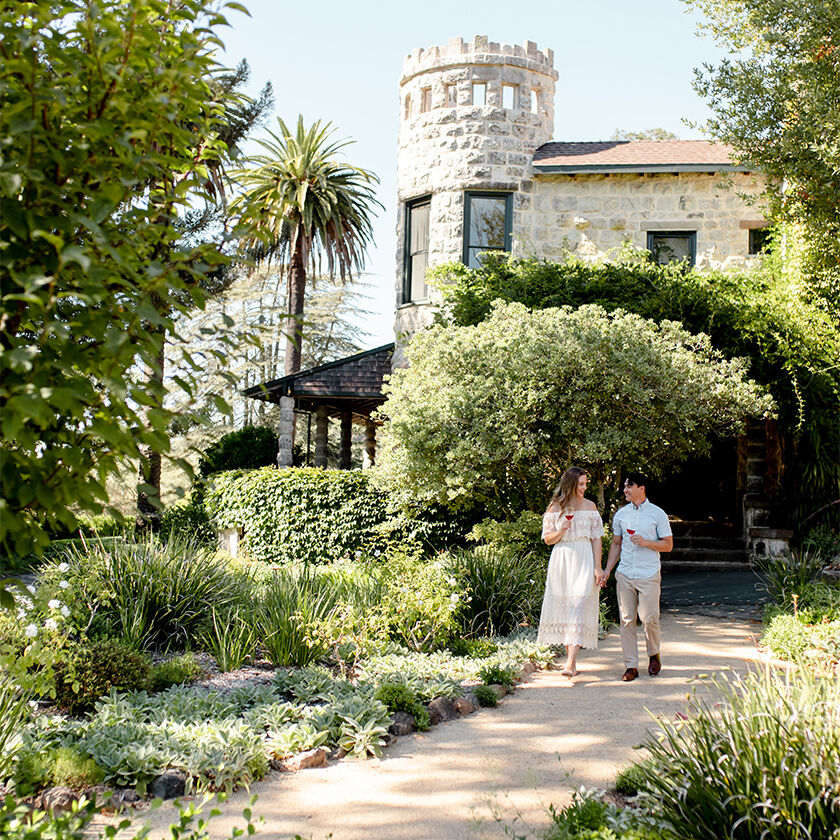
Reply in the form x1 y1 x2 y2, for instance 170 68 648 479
133 610 765 840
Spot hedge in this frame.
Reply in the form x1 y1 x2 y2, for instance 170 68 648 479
204 467 389 564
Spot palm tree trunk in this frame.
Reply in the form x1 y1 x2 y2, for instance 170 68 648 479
284 235 306 375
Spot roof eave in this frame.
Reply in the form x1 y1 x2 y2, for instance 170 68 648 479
532 163 753 174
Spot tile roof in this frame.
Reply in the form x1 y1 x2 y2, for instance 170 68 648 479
533 140 751 173
242 343 394 418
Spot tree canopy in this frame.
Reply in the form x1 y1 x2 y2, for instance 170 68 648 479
0 0 242 555
377 302 773 517
233 117 382 375
685 0 840 312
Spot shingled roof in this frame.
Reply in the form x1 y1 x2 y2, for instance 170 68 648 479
242 343 394 418
532 140 751 174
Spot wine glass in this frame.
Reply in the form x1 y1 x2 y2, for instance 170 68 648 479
626 518 638 538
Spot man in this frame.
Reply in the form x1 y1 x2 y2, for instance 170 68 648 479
602 472 673 682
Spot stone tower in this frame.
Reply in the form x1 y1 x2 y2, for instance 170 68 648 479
394 36 558 345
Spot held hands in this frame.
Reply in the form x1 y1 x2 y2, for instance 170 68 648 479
594 568 605 587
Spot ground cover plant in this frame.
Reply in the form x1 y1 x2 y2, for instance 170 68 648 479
5 635 553 797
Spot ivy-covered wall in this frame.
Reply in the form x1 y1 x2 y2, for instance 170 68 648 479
204 468 389 564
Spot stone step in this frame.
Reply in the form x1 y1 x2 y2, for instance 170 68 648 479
670 521 741 538
674 536 746 551
662 559 753 572
665 548 751 570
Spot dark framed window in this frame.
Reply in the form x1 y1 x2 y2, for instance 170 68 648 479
646 231 697 267
463 192 512 268
403 197 431 303
749 227 771 255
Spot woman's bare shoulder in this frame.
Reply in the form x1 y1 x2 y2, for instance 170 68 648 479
581 500 598 511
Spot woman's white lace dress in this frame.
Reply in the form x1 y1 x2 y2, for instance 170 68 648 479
537 510 604 648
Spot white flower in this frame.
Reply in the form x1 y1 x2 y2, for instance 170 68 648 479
48 599 61 610
44 618 58 631
26 585 36 595
447 576 457 586
449 593 459 603
59 580 70 589
61 606 71 617
374 549 381 557
57 562 69 573
24 624 38 638
17 609 26 620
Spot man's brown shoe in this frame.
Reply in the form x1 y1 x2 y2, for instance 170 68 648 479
648 654 661 676
621 668 638 682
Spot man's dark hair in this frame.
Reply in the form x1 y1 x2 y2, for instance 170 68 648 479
624 471 650 490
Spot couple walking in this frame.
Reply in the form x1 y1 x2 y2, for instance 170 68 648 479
537 466 673 681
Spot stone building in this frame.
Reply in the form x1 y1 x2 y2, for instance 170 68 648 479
247 35 788 564
394 35 768 350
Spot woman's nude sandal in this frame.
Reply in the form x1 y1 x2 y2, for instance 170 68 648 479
560 667 578 677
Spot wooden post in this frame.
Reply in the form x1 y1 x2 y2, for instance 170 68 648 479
339 412 352 470
276 396 295 468
314 406 329 468
362 418 376 468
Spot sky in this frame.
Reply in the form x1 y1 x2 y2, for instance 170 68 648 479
219 0 729 349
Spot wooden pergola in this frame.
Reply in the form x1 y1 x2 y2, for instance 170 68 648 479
242 343 394 468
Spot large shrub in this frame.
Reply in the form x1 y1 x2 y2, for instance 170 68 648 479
204 467 388 564
199 426 279 478
378 302 773 516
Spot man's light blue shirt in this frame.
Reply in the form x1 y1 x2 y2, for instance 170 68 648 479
612 499 672 579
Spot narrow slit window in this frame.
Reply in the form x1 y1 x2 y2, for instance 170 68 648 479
502 84 518 110
530 89 540 114
420 87 432 113
472 82 486 107
445 84 457 107
404 95 411 118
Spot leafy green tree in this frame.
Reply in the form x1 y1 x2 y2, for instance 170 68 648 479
0 0 240 556
685 0 840 311
135 61 272 529
431 251 840 525
610 128 679 141
377 302 773 517
233 117 382 375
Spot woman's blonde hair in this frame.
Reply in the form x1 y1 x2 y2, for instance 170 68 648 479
547 466 587 513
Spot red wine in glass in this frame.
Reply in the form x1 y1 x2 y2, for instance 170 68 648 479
565 514 574 521
626 527 636 535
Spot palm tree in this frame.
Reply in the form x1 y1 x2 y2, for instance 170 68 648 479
234 116 382 375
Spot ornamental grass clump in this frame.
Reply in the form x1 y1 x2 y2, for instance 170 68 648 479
637 667 840 840
258 567 342 667
447 546 543 637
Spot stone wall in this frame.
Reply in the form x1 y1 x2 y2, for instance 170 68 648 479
394 36 558 355
519 171 767 269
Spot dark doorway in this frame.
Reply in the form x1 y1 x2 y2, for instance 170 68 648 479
654 438 738 524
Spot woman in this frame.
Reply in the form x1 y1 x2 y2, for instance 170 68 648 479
537 466 605 676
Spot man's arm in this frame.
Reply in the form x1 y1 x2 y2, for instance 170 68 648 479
631 534 673 552
603 534 622 580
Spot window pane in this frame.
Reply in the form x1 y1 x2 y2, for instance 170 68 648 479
469 197 506 249
530 89 539 114
410 253 427 300
445 84 457 107
749 227 771 254
472 82 486 106
410 202 429 253
650 234 693 265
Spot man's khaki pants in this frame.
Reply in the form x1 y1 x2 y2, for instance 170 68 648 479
615 572 661 669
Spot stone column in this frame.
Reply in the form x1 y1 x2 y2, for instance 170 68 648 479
339 412 352 470
314 406 329 468
276 395 295 468
362 418 377 469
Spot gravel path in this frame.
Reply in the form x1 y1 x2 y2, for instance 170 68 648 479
127 611 764 840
